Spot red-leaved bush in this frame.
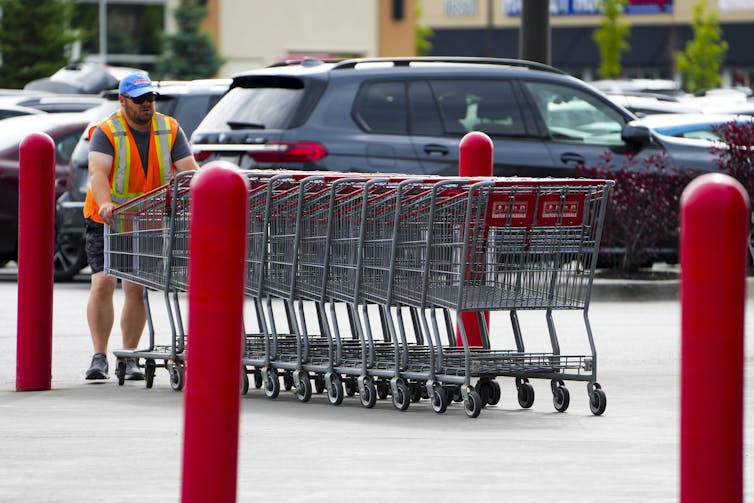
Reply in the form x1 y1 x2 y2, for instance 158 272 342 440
577 151 696 272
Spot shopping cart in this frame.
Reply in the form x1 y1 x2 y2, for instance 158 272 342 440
105 170 194 390
106 169 613 419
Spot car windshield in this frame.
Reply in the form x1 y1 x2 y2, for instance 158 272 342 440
196 86 304 131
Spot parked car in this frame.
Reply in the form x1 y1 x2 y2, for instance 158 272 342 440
0 112 98 270
0 93 105 113
605 93 702 117
53 79 230 281
629 113 753 142
190 57 720 180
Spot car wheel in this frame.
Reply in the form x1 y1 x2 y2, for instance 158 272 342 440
53 234 87 282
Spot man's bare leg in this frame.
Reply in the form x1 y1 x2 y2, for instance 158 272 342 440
87 271 117 354
120 279 146 349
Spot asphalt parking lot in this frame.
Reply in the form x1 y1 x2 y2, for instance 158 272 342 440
0 268 752 502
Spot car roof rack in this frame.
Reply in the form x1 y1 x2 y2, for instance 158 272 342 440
331 56 565 75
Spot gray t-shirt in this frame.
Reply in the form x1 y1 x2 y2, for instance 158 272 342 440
90 116 192 176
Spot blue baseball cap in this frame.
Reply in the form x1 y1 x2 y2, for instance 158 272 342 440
118 72 156 98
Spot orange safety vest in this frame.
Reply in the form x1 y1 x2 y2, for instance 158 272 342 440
83 110 178 223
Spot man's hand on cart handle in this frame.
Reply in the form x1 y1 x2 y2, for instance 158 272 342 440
98 201 115 226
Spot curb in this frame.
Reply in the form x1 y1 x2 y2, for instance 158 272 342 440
590 276 754 302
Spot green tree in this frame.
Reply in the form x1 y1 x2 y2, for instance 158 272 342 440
155 0 224 80
593 0 631 79
415 1 433 57
675 0 728 93
0 0 78 89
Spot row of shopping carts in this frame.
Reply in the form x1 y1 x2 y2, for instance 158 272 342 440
105 169 613 418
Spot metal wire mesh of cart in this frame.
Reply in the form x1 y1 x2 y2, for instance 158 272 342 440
104 171 194 291
386 178 616 312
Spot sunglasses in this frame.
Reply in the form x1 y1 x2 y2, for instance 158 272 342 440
126 93 156 104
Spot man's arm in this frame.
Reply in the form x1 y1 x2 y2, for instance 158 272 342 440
174 154 200 172
88 150 116 226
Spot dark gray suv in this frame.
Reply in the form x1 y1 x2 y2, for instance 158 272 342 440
54 79 230 281
190 57 717 178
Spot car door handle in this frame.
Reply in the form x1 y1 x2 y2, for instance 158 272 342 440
560 152 586 165
423 144 450 156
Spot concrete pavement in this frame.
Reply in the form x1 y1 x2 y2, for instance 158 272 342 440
0 268 752 502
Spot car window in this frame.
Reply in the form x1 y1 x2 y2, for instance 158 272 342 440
56 130 82 163
429 80 526 137
353 81 407 134
167 94 211 137
197 85 304 131
523 81 626 146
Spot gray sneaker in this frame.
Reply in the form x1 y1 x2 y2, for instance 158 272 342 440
124 357 145 381
85 353 109 380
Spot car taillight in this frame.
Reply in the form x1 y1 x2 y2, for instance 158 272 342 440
193 150 212 163
247 142 327 163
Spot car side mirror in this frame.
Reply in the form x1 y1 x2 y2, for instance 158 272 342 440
621 124 652 147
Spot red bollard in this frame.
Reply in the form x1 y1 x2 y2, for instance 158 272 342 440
16 133 56 391
457 132 493 347
181 163 249 503
680 173 748 503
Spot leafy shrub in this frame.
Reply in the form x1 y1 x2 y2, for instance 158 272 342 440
577 151 696 271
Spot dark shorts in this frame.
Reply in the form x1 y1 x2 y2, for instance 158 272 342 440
84 219 105 274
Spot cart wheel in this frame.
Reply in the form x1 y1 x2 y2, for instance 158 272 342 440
464 389 482 418
115 359 126 386
487 380 501 406
392 380 410 411
411 384 422 403
376 380 389 400
283 372 293 392
169 364 184 392
553 385 570 412
144 360 156 389
517 381 535 409
295 373 312 403
452 386 463 403
431 384 448 414
241 370 249 396
327 374 344 406
345 377 357 397
253 369 263 389
475 381 490 408
589 386 607 416
360 379 377 409
314 375 325 394
264 369 280 399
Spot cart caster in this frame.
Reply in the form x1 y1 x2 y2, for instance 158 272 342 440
253 369 263 389
464 389 482 418
411 384 422 403
314 374 325 394
552 381 570 412
345 377 357 397
144 360 156 389
241 369 249 396
116 359 126 386
475 379 496 408
294 372 311 403
391 379 410 411
283 371 293 392
376 380 389 400
431 384 448 414
264 368 280 399
452 386 463 403
327 373 344 406
516 378 535 409
589 384 607 416
169 362 184 392
359 378 377 409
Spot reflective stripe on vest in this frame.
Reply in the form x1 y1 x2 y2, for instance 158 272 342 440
107 112 174 204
